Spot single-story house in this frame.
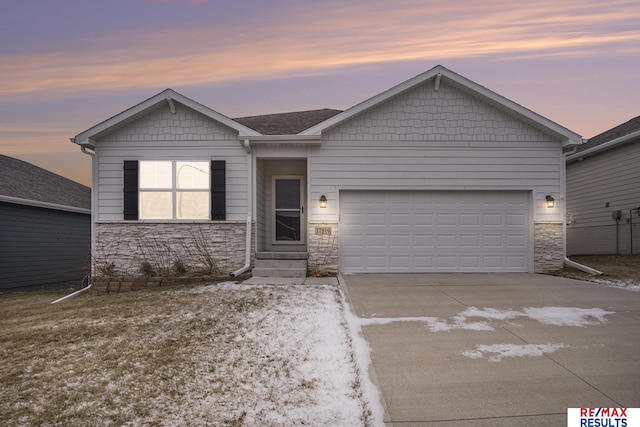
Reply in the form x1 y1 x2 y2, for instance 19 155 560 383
72 65 582 278
566 116 640 255
0 155 91 290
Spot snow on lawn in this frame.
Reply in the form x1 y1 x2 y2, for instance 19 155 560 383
162 282 371 426
0 282 373 426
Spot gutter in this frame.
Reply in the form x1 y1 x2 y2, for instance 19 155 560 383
230 140 253 278
0 195 90 215
566 130 640 162
562 145 603 275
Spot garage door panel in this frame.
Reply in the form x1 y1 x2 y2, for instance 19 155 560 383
340 190 530 273
460 213 481 226
460 234 481 248
506 234 527 247
414 213 434 225
483 213 504 226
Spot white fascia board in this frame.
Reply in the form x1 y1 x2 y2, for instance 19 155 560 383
73 89 261 147
0 195 91 214
245 135 321 144
300 65 583 146
566 129 640 162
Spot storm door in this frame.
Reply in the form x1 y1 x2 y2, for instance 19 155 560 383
272 176 304 244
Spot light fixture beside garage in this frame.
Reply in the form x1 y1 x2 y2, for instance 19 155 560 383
546 195 555 208
319 195 327 208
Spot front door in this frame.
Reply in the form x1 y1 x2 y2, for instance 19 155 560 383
273 176 304 244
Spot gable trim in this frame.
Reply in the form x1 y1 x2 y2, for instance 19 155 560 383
73 89 261 148
300 65 582 146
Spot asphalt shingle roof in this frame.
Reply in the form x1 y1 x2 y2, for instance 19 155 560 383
234 109 343 135
577 115 640 154
0 155 91 210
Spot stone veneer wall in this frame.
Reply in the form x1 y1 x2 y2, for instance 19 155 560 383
307 222 339 275
534 222 564 273
94 222 252 276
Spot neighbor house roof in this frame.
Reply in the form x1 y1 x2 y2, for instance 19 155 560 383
566 115 640 162
234 109 342 135
0 155 91 213
300 65 583 147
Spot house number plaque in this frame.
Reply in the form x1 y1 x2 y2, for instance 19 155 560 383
315 226 332 236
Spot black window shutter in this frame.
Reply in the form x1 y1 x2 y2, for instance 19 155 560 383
211 160 226 220
123 160 139 220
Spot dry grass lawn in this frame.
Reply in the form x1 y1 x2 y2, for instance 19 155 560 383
0 283 368 426
558 255 640 287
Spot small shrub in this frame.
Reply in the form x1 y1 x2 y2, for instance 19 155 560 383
97 262 116 276
139 261 157 277
172 259 188 276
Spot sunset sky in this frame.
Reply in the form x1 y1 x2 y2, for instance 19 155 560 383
2 0 639 187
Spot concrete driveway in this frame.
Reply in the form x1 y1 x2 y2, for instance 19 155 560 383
340 273 640 426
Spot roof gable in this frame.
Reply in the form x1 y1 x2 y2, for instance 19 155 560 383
301 65 582 146
73 89 260 147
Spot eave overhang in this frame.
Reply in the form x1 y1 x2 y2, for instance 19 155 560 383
0 195 91 214
566 129 640 163
243 134 322 145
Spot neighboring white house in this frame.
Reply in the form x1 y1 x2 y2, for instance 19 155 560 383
566 116 640 255
72 65 582 278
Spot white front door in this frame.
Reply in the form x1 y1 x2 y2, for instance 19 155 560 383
273 176 305 245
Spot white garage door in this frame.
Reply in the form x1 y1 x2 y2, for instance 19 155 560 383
340 191 530 273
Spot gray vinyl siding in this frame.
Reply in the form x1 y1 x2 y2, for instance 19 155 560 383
309 80 564 224
0 202 90 290
94 103 248 221
566 140 640 255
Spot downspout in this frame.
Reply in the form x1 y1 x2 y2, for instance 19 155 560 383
630 207 640 255
230 139 253 277
562 143 603 275
52 142 96 303
52 276 91 304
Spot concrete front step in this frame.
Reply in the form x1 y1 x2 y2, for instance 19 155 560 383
256 251 309 260
253 255 307 278
252 267 307 278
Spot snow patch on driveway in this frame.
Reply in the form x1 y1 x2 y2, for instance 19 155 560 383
463 343 569 362
522 307 614 326
357 306 614 332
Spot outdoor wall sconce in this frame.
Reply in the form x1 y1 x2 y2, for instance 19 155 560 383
546 195 555 208
319 195 327 208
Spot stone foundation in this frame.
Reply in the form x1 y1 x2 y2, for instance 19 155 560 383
307 222 339 275
94 221 252 277
534 222 564 273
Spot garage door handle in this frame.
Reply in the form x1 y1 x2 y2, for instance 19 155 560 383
301 205 304 214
